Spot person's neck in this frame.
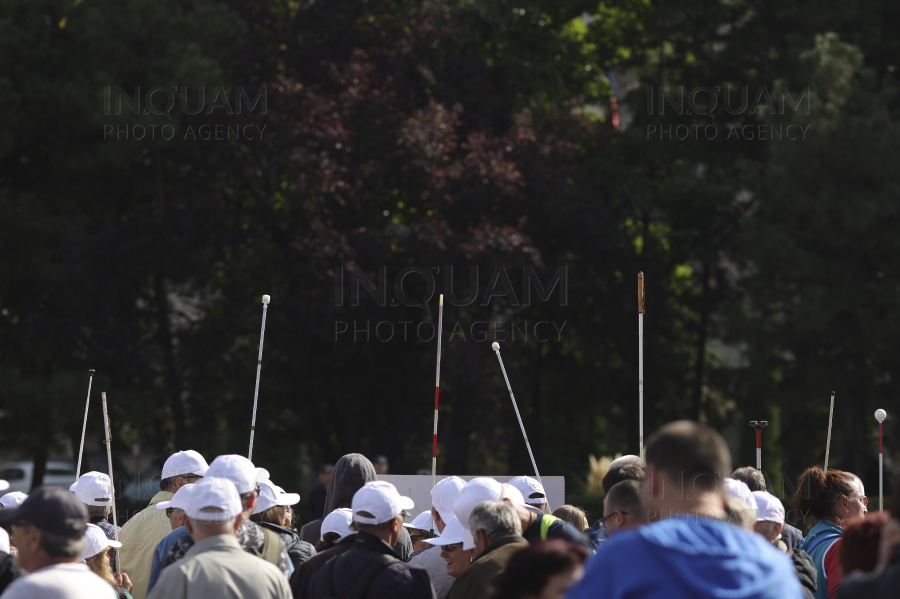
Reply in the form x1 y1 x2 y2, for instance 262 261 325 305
192 531 236 544
652 494 727 522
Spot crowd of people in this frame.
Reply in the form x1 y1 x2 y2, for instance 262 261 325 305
1 420 899 598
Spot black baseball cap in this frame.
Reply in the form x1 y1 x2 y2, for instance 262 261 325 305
0 485 88 538
319 463 334 474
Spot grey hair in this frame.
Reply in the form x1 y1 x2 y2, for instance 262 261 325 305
731 467 766 492
86 505 111 519
468 500 521 544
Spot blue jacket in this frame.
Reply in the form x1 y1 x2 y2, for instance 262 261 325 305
566 517 803 599
801 520 843 599
146 525 191 595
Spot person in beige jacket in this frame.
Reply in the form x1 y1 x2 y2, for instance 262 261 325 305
148 477 290 599
118 450 208 599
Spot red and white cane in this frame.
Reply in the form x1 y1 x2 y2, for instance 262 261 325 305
431 294 444 535
875 409 887 511
750 421 768 470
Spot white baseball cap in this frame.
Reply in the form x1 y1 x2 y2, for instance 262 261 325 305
162 450 210 480
508 476 547 506
0 492 28 509
424 516 465 546
752 491 785 525
69 472 113 507
0 527 9 554
724 478 753 508
403 510 433 531
80 523 122 560
253 480 300 515
352 481 414 525
0 480 8 492
182 477 243 522
156 483 198 512
431 476 466 516
452 477 502 550
205 455 269 495
321 508 354 541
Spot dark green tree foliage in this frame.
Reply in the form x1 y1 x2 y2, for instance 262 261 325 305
0 0 897 507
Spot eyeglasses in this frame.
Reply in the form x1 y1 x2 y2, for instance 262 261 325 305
442 543 461 552
596 510 628 529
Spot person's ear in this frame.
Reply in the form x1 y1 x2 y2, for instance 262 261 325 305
246 493 257 512
615 510 628 528
234 514 243 533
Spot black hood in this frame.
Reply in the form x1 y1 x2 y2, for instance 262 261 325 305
323 453 377 514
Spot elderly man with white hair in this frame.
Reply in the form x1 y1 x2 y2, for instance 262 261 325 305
147 477 290 599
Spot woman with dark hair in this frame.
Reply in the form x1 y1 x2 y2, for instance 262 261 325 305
491 540 588 599
793 466 867 599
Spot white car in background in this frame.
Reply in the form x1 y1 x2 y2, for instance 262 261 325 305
0 460 77 495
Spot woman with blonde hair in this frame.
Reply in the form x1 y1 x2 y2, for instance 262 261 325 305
250 480 316 570
82 524 132 599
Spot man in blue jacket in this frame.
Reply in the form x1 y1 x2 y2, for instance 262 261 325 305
566 421 803 599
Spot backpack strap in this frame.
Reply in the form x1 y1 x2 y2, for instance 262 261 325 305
259 528 283 566
540 515 561 541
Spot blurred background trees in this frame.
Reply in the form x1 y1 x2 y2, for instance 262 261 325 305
1 0 898 521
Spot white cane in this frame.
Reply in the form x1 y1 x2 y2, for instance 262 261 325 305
492 342 542 485
248 294 270 461
824 391 835 473
876 409 887 511
638 272 645 458
76 369 95 479
101 392 120 574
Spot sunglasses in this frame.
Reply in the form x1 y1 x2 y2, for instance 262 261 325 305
442 543 462 551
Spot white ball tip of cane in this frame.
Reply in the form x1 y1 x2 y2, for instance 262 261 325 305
875 409 887 422
491 342 500 352
262 295 271 304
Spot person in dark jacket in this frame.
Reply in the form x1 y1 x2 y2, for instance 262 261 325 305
251 480 316 570
448 500 528 599
0 550 24 595
298 453 413 560
308 481 435 599
290 533 356 599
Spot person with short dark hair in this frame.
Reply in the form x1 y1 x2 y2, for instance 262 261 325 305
601 480 643 537
448 501 527 599
373 455 389 475
308 481 435 599
491 540 588 599
0 486 117 598
567 421 803 599
601 465 645 495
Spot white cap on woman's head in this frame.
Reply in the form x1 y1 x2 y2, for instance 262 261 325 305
425 516 465 546
431 476 466 516
321 508 354 541
253 480 300 515
452 477 502 550
80 523 122 560
162 450 210 480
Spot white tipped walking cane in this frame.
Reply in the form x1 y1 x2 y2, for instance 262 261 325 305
248 294 270 462
492 342 542 484
638 272 645 458
875 409 887 511
750 421 768 470
76 369 95 479
430 295 444 536
824 391 835 473
101 392 120 574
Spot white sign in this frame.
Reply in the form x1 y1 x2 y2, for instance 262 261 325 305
378 475 566 522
